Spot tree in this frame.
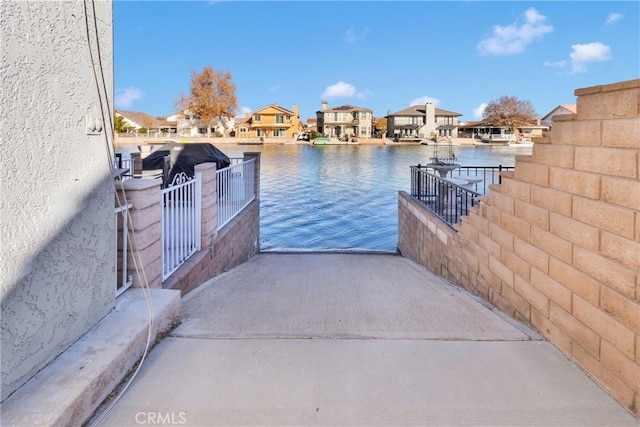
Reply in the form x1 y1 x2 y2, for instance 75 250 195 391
114 115 128 133
372 117 387 138
482 96 537 135
176 66 238 137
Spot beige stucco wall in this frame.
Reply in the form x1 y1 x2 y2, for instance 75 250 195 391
1 0 115 401
399 79 640 417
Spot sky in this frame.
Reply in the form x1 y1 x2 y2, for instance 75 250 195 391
113 1 639 122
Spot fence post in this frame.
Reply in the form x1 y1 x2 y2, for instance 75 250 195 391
116 178 163 289
243 152 261 202
194 163 218 253
130 152 142 175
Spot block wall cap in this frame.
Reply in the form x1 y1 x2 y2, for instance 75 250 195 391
553 114 577 122
515 155 532 163
575 78 640 96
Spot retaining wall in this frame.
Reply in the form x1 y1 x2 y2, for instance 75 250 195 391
398 79 640 417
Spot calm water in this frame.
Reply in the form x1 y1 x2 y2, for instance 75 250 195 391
219 143 532 252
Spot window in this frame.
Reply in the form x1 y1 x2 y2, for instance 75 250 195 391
286 115 291 120
254 114 261 121
276 115 284 124
257 129 265 137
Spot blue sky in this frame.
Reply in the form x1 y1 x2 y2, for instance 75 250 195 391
114 1 639 122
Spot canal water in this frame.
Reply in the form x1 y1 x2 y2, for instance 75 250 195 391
219 143 533 252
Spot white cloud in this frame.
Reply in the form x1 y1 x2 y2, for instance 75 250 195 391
236 106 252 117
570 42 612 73
543 59 568 68
410 96 441 107
605 12 623 25
355 89 374 100
345 27 370 43
477 7 553 55
473 103 488 120
322 81 357 99
115 87 144 109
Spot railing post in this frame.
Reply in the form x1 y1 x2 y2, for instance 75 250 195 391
116 179 162 289
243 152 261 202
130 152 142 175
194 163 218 252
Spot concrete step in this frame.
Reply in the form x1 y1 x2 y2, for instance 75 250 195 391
1 289 181 427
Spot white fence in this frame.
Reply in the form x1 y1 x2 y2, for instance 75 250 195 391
115 203 133 296
217 158 256 230
161 172 202 280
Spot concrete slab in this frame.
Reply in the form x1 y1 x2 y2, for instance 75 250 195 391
95 338 638 426
176 253 533 341
90 254 636 426
1 289 181 427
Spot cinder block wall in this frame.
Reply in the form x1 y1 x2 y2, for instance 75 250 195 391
398 79 639 417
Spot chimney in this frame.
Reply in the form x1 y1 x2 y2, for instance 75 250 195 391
321 100 327 111
293 104 298 116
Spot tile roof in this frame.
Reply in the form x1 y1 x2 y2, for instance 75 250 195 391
387 105 462 117
319 104 373 113
116 110 176 128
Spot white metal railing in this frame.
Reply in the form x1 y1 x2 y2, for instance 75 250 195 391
161 172 202 280
217 158 256 230
115 203 133 296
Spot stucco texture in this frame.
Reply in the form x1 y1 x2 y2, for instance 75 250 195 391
1 0 115 401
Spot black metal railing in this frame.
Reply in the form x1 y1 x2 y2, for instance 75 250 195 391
410 165 514 227
452 165 513 195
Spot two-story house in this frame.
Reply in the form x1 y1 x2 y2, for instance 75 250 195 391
234 104 302 140
167 110 234 137
385 104 462 139
316 102 373 139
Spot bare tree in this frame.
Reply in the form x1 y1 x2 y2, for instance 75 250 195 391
482 96 537 135
176 66 238 137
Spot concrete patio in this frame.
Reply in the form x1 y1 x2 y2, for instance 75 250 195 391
92 253 637 426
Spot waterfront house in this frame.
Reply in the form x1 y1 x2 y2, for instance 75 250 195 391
167 110 234 137
385 104 462 140
457 120 548 141
316 101 373 139
234 104 302 140
305 118 318 133
116 110 177 135
540 104 577 129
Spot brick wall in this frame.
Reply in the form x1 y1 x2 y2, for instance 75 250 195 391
398 79 640 417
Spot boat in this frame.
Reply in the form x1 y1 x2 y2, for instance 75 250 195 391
312 137 347 145
479 133 516 144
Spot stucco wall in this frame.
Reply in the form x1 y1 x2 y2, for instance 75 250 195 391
1 1 115 401
398 79 640 417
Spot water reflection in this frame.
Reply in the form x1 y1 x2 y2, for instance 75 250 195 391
220 144 532 252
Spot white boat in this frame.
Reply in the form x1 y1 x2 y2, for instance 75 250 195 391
480 133 516 144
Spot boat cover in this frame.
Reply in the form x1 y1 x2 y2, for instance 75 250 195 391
142 142 231 184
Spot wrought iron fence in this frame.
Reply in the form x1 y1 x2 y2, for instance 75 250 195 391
217 158 256 230
410 165 514 227
450 165 513 195
161 172 202 280
115 203 133 296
